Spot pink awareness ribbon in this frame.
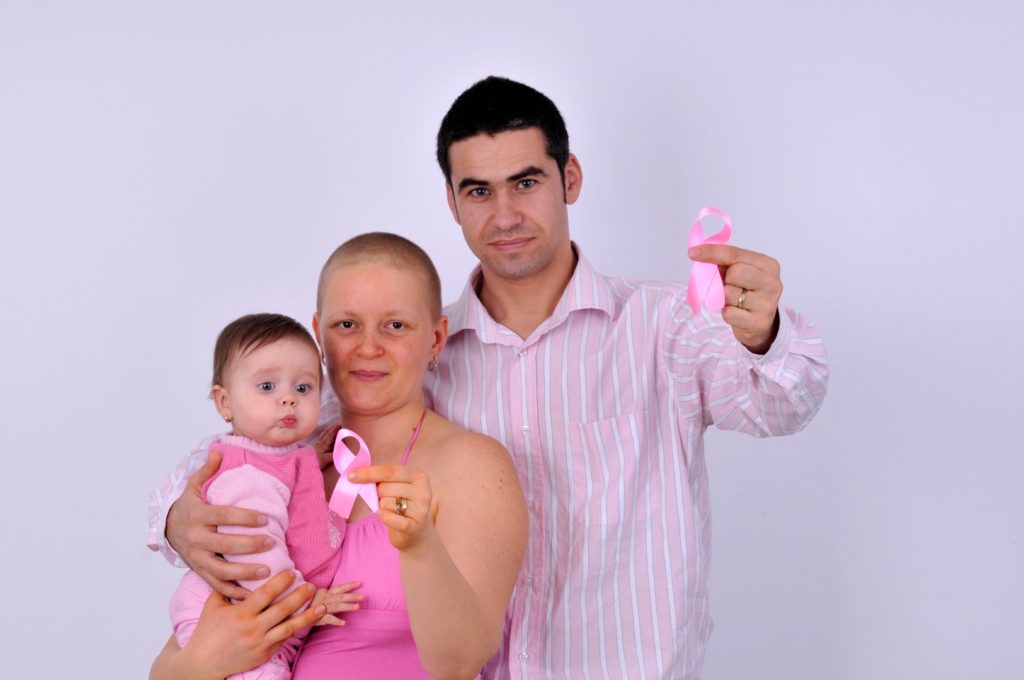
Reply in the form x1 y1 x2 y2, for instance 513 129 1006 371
686 206 733 314
328 429 379 519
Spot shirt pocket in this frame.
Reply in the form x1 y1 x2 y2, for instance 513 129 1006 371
567 411 652 526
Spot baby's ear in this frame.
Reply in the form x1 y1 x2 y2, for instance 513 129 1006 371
211 384 232 422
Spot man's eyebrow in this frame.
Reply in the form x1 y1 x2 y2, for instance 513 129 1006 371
509 166 547 182
458 176 490 191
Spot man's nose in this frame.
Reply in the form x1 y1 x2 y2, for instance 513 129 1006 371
492 191 521 230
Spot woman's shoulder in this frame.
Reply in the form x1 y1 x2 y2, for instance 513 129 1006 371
421 413 518 484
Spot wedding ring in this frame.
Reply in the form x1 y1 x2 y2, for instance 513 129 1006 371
395 497 409 516
737 289 748 309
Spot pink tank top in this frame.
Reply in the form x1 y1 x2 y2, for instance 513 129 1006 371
293 413 480 679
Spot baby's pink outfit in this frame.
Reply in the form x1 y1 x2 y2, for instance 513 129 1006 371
169 435 343 680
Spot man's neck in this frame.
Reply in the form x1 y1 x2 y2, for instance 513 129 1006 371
477 247 578 340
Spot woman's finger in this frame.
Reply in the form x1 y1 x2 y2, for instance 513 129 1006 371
237 570 297 614
265 594 325 644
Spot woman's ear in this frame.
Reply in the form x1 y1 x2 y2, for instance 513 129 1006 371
431 315 449 363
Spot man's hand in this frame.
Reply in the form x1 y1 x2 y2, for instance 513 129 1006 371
165 450 272 600
688 244 783 354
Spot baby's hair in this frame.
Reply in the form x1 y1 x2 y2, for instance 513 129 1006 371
212 313 321 389
317 232 442 320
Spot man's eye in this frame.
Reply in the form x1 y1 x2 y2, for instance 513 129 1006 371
469 187 489 198
518 179 536 189
338 320 354 329
388 321 405 330
258 382 274 392
296 384 311 395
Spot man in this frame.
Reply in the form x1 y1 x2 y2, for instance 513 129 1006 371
150 76 828 678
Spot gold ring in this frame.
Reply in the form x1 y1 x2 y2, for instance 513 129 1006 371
737 289 748 309
395 497 409 516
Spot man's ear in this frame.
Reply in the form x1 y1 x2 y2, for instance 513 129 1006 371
312 312 322 348
563 153 583 205
446 183 461 224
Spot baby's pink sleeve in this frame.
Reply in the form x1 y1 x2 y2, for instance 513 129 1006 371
205 465 307 599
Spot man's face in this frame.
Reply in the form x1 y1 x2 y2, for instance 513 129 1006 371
445 127 582 284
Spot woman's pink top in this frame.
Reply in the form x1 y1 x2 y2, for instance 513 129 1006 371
292 514 434 679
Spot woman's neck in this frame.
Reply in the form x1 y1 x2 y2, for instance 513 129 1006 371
339 400 427 465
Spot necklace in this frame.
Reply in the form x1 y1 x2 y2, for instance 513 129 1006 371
399 409 426 466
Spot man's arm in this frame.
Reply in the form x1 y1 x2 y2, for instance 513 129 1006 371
678 245 828 435
151 447 272 600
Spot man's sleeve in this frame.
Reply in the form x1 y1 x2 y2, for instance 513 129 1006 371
146 433 220 567
665 298 829 436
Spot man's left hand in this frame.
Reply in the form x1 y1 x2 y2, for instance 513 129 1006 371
688 244 783 355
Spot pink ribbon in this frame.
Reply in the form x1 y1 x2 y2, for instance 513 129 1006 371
328 429 379 518
686 206 733 314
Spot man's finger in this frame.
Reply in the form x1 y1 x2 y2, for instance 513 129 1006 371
689 244 779 273
201 505 269 531
187 450 223 490
205 576 251 601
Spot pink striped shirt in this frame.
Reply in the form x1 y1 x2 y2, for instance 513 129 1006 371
423 250 827 679
147 248 828 679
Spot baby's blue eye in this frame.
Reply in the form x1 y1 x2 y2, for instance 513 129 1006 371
296 384 311 394
258 382 274 392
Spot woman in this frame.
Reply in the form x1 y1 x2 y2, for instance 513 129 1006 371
152 233 528 679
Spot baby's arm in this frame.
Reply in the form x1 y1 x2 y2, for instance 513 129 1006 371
205 465 306 600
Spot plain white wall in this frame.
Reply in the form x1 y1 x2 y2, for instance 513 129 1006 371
2 1 1021 678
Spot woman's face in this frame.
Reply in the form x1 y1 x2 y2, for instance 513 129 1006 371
314 260 446 419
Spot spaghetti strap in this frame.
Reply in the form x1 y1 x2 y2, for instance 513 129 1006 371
400 410 426 466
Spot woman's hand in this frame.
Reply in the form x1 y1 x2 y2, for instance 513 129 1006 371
347 465 435 552
312 581 363 626
150 571 325 680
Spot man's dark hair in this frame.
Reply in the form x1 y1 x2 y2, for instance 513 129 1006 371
212 313 321 388
436 76 570 185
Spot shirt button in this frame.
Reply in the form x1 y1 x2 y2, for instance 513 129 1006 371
518 651 529 662
519 350 527 358
524 576 534 586
520 424 530 433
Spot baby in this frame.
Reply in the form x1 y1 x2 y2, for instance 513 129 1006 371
168 313 356 679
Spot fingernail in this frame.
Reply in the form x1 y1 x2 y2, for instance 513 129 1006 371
315 605 326 615
347 473 357 480
688 247 700 258
255 513 268 525
256 567 269 578
262 537 275 549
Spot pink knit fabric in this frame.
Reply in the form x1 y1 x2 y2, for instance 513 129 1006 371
169 436 343 679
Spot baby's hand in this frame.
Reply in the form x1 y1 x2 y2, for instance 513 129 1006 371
312 581 363 626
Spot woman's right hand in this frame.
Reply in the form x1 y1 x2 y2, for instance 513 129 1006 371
151 571 325 680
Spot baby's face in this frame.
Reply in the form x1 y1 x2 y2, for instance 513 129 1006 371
218 337 321 447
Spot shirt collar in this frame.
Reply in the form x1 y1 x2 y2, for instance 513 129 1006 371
446 243 616 345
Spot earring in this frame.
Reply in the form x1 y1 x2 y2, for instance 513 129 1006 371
428 356 439 371
222 414 232 423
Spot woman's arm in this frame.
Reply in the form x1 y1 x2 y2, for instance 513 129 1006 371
151 571 324 680
351 433 527 680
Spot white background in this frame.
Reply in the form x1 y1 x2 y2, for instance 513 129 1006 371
2 1 1022 678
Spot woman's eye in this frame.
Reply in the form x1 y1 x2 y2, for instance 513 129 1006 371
258 382 274 392
295 384 311 395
